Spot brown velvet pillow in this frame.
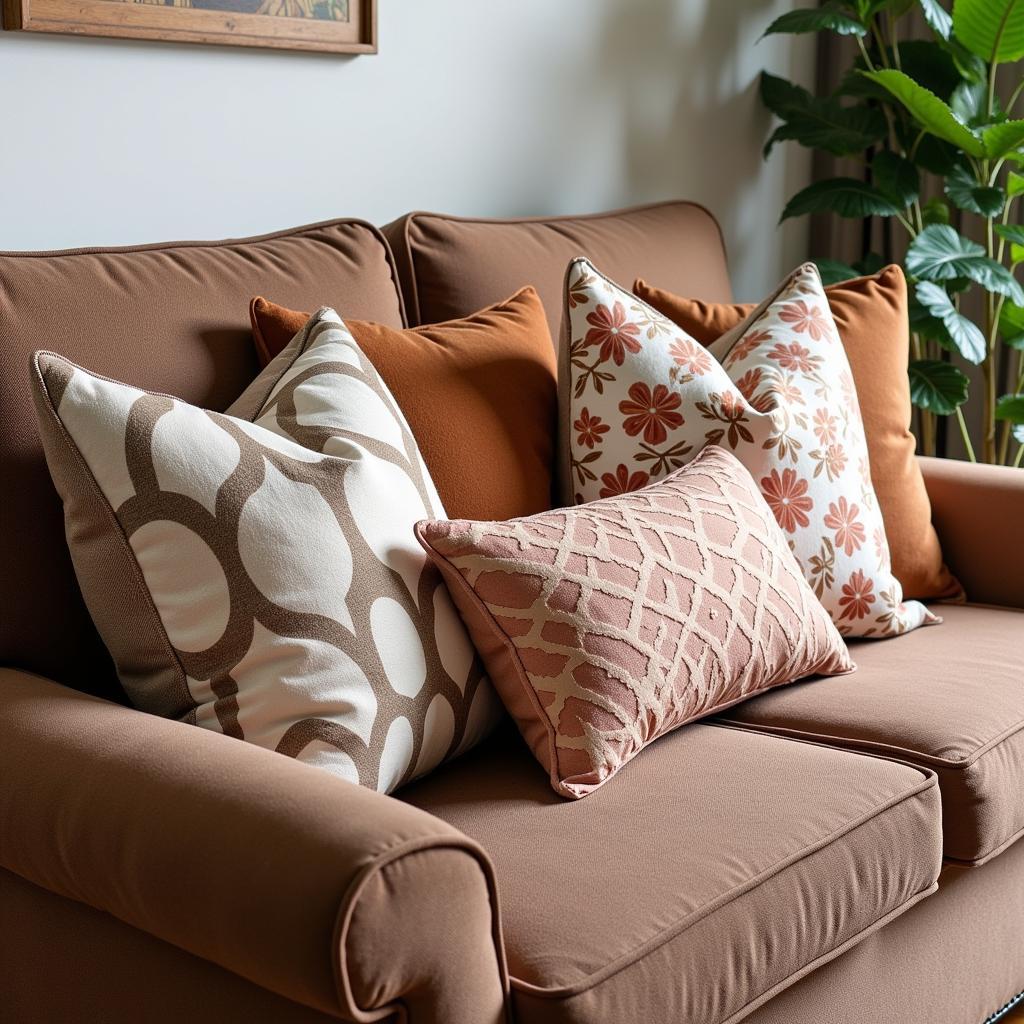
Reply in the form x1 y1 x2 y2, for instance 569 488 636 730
633 267 961 603
250 287 558 522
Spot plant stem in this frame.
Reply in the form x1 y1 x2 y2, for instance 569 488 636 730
955 406 977 462
984 287 998 464
998 350 1024 464
889 11 901 70
1015 442 1024 468
894 211 916 235
1007 76 1024 115
856 35 877 73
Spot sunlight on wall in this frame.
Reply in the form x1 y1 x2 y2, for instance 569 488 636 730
0 0 814 299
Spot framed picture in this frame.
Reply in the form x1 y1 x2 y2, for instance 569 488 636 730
1 0 375 53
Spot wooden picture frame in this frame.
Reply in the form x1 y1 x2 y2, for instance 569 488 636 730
1 0 376 53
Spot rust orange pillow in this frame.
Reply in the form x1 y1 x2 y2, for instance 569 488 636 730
250 288 557 522
633 267 961 603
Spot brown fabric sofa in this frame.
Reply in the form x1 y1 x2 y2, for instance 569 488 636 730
1 202 1022 1024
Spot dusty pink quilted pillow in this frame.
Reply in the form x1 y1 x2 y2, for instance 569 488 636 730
416 446 853 798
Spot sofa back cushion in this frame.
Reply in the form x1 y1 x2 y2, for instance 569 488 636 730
0 220 405 700
383 201 733 337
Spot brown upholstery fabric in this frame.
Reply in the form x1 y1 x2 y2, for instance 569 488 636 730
920 456 1024 610
0 669 508 1024
0 221 405 702
743 822 1024 1024
719 603 1024 865
249 288 558 521
0 868 346 1024
402 722 942 1024
382 202 734 336
634 269 961 603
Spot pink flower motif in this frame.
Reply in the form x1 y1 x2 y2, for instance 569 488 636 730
823 496 866 556
771 372 806 407
813 408 837 445
618 382 684 444
838 569 876 621
734 368 774 413
728 329 772 364
840 369 859 413
574 408 610 450
585 302 642 366
599 463 650 499
778 299 831 341
767 341 821 374
668 337 713 375
760 468 813 533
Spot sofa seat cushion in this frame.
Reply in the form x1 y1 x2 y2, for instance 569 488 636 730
718 603 1024 866
402 722 941 1024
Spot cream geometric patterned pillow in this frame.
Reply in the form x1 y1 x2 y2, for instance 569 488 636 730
560 259 937 639
31 309 501 792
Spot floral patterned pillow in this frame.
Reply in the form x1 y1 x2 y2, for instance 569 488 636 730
559 258 937 638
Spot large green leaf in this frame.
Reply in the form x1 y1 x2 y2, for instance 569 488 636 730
944 164 1006 214
905 224 1024 303
995 224 1024 245
919 0 953 39
760 72 812 118
873 150 920 206
998 300 1024 346
764 3 867 36
996 224 1024 263
952 0 1024 64
915 281 987 362
761 73 887 156
781 178 902 220
921 196 952 223
861 69 985 155
983 119 1024 158
995 393 1024 442
765 101 888 157
814 258 859 284
891 38 963 99
1009 171 1024 196
909 297 958 349
950 79 992 124
909 359 970 413
915 134 960 174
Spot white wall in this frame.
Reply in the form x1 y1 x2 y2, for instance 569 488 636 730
0 0 814 301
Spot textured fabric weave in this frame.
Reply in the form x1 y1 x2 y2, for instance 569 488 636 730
31 310 500 793
418 446 852 798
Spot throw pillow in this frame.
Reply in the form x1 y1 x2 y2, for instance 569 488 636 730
561 258 938 638
31 309 501 793
633 268 961 602
249 287 558 522
417 446 854 799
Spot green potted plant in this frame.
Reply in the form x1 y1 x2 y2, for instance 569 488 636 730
761 0 1024 466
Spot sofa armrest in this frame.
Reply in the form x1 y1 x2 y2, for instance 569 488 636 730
919 456 1024 610
0 670 508 1024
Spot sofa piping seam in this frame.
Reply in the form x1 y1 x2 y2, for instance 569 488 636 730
715 713 1024 771
332 835 510 1023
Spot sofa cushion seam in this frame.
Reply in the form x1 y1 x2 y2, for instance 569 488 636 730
715 715 1024 771
506 772 937 998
